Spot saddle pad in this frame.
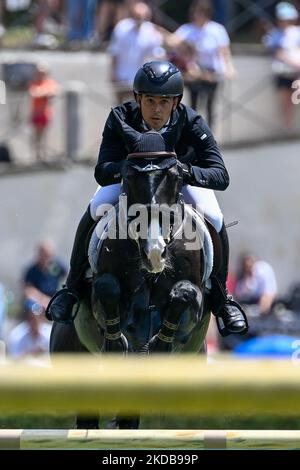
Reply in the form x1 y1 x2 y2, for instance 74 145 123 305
88 204 119 274
171 205 214 284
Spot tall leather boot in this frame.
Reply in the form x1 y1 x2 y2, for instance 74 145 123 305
210 222 248 337
46 206 95 323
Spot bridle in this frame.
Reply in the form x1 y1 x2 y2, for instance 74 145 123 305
127 151 177 160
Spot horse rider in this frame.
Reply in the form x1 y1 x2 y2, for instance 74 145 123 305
46 60 248 336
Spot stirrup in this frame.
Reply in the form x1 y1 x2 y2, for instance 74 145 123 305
215 298 249 338
45 286 80 324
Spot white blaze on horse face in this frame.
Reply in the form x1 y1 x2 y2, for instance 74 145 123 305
145 215 166 273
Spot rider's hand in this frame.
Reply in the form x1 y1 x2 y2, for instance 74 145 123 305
177 161 194 185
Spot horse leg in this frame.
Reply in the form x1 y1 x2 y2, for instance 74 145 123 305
149 280 202 353
75 416 99 429
116 415 140 429
93 273 128 353
50 322 100 429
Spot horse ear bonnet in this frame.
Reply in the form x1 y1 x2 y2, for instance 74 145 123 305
137 131 170 153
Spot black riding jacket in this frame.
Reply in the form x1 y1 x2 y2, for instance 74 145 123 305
95 101 229 191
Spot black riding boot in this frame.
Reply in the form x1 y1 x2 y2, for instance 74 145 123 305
46 206 95 323
210 222 248 337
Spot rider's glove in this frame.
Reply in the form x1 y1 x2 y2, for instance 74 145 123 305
112 160 128 181
177 161 194 185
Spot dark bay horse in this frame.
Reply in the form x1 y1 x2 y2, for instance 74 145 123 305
50 111 212 428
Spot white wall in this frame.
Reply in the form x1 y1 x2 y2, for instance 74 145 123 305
1 50 300 163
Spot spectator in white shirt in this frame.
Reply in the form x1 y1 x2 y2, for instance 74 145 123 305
108 1 164 103
234 253 278 315
175 0 236 127
7 299 51 359
263 2 300 131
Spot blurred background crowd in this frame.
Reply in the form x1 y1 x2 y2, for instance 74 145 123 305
0 0 300 361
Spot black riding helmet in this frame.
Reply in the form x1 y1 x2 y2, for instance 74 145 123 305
133 61 184 100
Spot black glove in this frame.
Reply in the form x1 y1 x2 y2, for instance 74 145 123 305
177 161 194 185
112 160 128 181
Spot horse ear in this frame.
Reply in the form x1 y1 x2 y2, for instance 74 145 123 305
162 109 186 150
111 109 142 152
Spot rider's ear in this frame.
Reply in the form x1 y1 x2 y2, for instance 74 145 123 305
136 94 142 106
172 98 179 111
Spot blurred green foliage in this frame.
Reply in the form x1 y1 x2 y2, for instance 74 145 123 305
1 413 300 430
0 26 34 48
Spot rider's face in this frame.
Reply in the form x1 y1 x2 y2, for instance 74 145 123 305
138 95 178 130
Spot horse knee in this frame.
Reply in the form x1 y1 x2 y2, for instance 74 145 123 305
94 274 121 304
170 281 202 311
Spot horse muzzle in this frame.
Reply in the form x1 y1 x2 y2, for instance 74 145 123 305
144 238 166 273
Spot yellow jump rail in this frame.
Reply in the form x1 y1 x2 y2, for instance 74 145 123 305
1 355 300 415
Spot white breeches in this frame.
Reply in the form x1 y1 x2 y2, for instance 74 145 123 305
90 183 223 233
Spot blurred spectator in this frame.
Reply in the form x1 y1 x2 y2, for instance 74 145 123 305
276 281 300 314
28 62 60 161
95 0 132 48
0 282 7 341
168 37 224 90
234 253 278 315
169 39 203 81
23 240 67 310
108 1 164 103
263 2 300 131
0 0 5 41
219 253 278 352
5 0 30 11
32 0 62 49
212 0 230 25
175 0 236 128
0 142 12 163
66 0 97 45
7 299 51 359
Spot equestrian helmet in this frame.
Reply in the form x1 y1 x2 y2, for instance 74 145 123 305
133 61 184 97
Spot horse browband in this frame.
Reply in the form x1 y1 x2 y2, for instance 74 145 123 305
127 151 177 160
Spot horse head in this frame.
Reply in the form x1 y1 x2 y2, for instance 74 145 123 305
112 109 185 273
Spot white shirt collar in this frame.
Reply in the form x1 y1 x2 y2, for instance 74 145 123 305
142 118 170 134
